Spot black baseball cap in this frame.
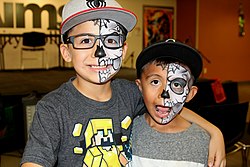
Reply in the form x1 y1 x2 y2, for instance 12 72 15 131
136 39 203 80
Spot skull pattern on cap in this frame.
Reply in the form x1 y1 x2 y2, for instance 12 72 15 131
86 0 107 8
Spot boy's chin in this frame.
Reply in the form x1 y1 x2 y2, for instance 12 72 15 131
99 67 120 81
99 74 116 83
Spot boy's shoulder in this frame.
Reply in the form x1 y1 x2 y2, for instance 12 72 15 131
112 78 134 84
113 78 143 97
133 115 209 136
40 78 74 102
111 78 137 89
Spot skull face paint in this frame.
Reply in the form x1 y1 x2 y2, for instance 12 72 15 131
94 19 124 83
160 63 192 124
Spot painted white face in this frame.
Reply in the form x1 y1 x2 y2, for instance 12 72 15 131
95 19 124 83
161 63 192 124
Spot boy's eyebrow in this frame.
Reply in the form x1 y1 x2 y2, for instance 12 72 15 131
144 73 162 80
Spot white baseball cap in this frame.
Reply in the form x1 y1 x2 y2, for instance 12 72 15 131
60 0 137 34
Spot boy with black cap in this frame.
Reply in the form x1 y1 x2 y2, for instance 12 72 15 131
21 0 225 166
131 39 210 166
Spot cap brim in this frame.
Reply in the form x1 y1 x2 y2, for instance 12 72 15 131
61 7 137 34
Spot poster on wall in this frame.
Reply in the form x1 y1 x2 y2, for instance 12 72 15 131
143 6 174 48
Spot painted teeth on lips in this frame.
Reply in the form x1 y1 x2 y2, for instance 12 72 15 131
99 59 112 67
90 65 112 71
89 65 108 72
91 65 107 68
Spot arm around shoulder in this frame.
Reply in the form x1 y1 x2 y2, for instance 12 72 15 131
21 162 43 167
180 107 222 135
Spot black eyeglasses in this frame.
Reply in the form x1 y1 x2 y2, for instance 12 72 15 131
65 33 126 49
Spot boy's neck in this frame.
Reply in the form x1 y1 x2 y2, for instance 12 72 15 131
145 113 191 133
72 77 112 102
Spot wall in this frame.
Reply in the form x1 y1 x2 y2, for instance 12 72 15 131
177 0 250 82
176 0 197 48
198 0 250 82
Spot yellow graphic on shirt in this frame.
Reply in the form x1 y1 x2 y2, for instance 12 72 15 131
72 117 132 167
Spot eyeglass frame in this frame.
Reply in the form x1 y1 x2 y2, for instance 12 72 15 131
65 33 126 50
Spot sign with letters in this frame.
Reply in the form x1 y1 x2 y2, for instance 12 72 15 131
0 0 68 33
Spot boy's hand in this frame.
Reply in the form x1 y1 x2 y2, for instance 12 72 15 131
208 129 226 167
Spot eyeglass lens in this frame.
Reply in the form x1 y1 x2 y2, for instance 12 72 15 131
69 34 125 49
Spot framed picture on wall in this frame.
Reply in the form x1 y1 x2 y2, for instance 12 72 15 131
143 6 174 48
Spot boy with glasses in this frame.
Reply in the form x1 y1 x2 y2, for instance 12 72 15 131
21 0 225 166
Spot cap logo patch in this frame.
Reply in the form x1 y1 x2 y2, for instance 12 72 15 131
86 0 107 8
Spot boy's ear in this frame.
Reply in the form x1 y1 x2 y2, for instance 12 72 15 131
186 86 198 102
122 42 128 61
60 44 72 62
135 79 142 92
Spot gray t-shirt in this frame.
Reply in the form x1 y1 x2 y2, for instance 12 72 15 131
21 78 144 167
131 114 210 167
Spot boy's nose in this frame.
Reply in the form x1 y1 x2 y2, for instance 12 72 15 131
95 45 106 58
161 89 170 99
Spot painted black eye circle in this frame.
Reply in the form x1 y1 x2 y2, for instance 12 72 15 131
170 78 187 94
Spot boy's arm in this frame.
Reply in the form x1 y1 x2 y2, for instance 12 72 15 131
21 163 42 167
180 107 226 167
